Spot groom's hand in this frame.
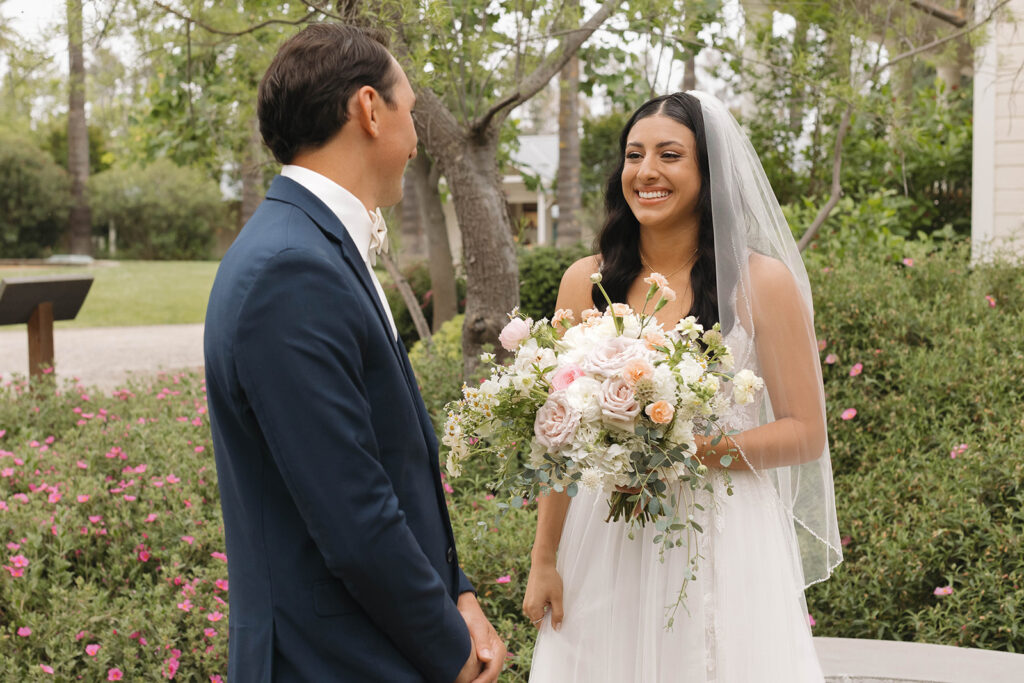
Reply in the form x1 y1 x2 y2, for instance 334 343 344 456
457 592 506 683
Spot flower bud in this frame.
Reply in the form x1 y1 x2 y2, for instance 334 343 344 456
590 272 603 284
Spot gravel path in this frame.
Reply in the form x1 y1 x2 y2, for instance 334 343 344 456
0 324 205 391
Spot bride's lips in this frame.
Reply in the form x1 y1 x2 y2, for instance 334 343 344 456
634 187 673 204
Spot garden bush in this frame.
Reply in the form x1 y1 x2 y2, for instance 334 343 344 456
89 159 225 260
0 372 225 680
0 129 71 258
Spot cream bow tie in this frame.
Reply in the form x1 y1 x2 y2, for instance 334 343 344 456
368 208 389 266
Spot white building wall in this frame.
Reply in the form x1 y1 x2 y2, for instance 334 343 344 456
972 0 1024 262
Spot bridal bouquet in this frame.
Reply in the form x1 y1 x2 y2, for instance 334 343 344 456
442 272 763 617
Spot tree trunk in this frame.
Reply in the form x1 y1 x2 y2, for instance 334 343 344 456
409 152 458 331
555 53 582 246
682 52 697 91
400 168 422 266
67 0 91 255
442 137 518 374
239 114 264 228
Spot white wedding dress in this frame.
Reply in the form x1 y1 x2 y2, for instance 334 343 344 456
529 328 825 683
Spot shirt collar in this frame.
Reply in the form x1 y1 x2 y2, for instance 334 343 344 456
280 165 379 263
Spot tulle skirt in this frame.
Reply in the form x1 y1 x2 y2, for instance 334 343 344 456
529 470 824 683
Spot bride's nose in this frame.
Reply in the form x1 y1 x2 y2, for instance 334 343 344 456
638 155 658 181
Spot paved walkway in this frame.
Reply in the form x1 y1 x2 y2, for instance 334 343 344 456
0 324 205 391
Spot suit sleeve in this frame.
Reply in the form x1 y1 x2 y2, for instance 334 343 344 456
234 249 471 683
458 567 474 595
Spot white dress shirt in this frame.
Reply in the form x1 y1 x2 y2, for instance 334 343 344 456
280 165 398 340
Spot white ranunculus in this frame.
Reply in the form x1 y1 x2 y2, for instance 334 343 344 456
651 364 677 404
565 376 602 423
732 368 765 405
677 356 705 384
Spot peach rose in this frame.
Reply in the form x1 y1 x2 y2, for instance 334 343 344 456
643 329 668 351
645 400 675 424
622 358 654 386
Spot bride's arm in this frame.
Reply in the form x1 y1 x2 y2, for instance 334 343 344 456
522 255 600 630
698 254 827 470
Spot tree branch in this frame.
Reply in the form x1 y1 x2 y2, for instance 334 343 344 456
910 0 967 28
795 0 1011 251
379 251 432 342
150 1 319 37
470 0 617 135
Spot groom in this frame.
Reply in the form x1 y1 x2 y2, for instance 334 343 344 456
204 23 504 682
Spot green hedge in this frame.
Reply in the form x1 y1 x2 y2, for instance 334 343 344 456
0 129 71 258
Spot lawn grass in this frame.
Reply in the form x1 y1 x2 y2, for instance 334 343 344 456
0 261 219 327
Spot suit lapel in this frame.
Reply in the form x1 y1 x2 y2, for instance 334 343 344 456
265 176 405 368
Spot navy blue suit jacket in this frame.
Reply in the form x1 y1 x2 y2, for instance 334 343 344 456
204 176 472 682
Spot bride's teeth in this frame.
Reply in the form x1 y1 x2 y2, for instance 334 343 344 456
639 191 669 199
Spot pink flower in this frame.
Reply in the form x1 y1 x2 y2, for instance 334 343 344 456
1 468 13 477
17 626 31 636
643 272 669 290
807 613 816 627
598 376 641 427
533 391 582 451
204 628 218 638
40 664 54 674
89 515 103 524
549 363 585 392
210 551 227 562
934 585 953 596
108 669 124 681
817 339 827 351
210 676 224 683
622 358 654 387
177 599 193 612
163 656 180 679
443 481 454 494
10 555 28 568
86 644 100 656
840 408 857 421
950 443 968 459
76 460 88 469
207 611 224 622
824 354 838 365
215 579 229 592
137 550 151 562
644 400 675 425
5 542 18 550
496 575 511 584
902 258 914 267
985 295 996 308
849 363 863 377
145 513 158 523
166 474 180 484
498 318 532 351
181 536 194 545
77 494 90 503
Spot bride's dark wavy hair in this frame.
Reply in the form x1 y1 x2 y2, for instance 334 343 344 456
593 92 718 329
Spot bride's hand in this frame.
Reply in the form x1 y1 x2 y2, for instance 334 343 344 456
523 556 564 631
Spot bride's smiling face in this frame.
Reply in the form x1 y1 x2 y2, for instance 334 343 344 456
620 114 701 230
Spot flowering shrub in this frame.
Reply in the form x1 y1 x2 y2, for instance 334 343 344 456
0 372 226 680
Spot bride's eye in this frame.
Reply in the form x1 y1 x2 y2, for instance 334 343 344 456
625 152 643 160
661 152 681 160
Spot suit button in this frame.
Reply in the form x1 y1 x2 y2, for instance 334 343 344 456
446 546 454 564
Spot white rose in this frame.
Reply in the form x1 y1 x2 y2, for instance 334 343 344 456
582 336 650 378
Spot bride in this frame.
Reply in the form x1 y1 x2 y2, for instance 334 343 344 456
522 91 843 682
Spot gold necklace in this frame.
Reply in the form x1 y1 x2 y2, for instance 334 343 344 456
639 246 699 280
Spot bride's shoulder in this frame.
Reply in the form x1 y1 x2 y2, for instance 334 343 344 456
561 254 602 285
747 252 797 294
555 254 601 314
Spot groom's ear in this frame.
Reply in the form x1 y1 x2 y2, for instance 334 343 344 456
351 85 382 139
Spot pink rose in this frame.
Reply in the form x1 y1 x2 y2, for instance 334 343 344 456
598 377 641 427
534 391 581 451
582 336 648 378
498 318 532 351
550 364 585 392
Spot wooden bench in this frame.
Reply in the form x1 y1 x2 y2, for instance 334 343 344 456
0 274 93 378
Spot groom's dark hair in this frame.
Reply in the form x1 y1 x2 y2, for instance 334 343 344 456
258 23 398 164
